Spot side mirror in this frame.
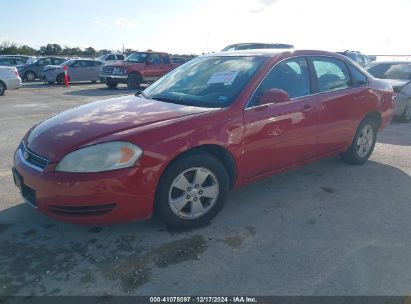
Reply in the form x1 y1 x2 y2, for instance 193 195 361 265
259 88 290 105
145 59 151 65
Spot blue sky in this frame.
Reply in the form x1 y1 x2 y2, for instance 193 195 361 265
1 0 410 55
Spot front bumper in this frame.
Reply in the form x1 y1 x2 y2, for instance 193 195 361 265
99 74 128 82
13 146 155 225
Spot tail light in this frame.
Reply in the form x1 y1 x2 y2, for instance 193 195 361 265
14 68 18 76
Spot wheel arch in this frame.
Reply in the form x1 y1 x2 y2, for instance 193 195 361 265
128 71 143 81
0 80 7 90
362 110 382 130
159 144 237 190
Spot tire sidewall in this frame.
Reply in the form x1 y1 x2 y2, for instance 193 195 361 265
155 153 229 228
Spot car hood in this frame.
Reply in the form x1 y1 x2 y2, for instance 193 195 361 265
26 95 215 161
384 79 411 91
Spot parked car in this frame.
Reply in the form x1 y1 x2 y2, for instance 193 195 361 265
12 50 394 227
171 57 187 64
0 66 22 96
0 56 27 67
96 53 125 63
365 61 411 122
337 50 371 67
17 57 67 81
222 43 294 51
0 55 34 62
42 59 103 84
99 51 182 89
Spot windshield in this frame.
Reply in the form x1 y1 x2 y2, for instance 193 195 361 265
26 58 37 64
366 62 411 80
143 56 267 108
124 52 149 63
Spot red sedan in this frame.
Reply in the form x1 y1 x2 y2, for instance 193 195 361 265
13 50 394 228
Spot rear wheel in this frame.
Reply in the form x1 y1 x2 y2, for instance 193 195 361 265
396 105 411 123
341 117 377 165
155 152 229 229
0 81 5 96
127 73 141 89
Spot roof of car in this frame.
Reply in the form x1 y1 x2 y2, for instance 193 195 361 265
205 49 346 58
367 61 411 65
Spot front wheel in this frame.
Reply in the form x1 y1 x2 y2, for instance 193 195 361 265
127 74 141 89
106 80 118 89
155 152 229 229
340 118 377 165
0 81 5 96
24 71 36 82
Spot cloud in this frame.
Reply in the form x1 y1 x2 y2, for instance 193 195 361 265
114 17 134 28
248 0 278 13
93 20 107 27
259 0 277 5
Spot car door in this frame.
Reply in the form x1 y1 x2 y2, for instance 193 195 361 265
89 61 102 80
242 57 320 180
144 53 166 81
68 60 86 81
308 56 369 154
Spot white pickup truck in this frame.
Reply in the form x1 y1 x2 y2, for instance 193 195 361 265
0 66 22 96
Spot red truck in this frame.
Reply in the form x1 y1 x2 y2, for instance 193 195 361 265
99 51 180 89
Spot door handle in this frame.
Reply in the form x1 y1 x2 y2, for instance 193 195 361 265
302 105 314 112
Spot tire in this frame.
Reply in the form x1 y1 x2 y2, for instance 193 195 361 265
56 74 65 85
340 117 377 165
127 73 141 89
47 81 54 85
396 105 411 123
24 71 36 82
106 80 118 89
155 151 229 229
0 81 5 96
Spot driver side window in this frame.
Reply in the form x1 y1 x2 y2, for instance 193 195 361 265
248 57 311 107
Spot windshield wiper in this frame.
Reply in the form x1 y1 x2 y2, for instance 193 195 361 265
135 90 151 99
151 96 189 106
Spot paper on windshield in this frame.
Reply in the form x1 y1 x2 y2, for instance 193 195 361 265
207 71 239 84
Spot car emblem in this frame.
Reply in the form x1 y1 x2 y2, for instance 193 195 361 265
23 151 30 160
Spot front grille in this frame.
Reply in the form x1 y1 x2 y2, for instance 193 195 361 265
20 142 49 170
102 67 114 74
50 203 116 216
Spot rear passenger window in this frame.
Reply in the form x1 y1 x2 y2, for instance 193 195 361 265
312 57 351 92
106 55 116 60
349 65 367 86
117 55 125 60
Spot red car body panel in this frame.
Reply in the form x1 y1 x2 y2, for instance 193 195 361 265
13 50 395 224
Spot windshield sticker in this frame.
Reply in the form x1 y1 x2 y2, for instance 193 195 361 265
207 71 239 84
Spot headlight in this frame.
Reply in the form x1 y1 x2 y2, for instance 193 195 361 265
55 141 143 173
113 67 126 74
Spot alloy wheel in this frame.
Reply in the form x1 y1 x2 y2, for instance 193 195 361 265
356 124 374 158
168 167 219 219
